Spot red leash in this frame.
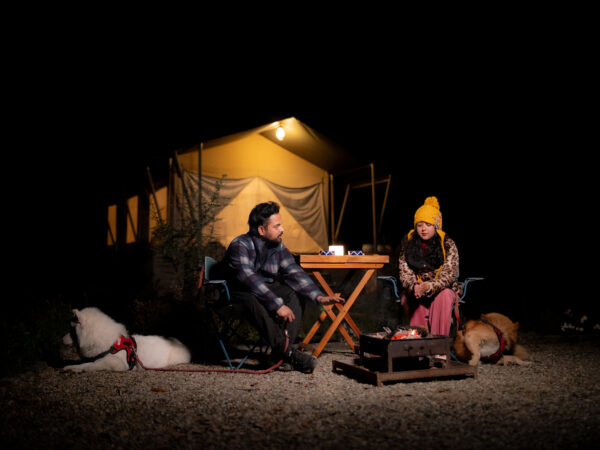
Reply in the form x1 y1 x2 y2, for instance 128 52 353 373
135 330 289 374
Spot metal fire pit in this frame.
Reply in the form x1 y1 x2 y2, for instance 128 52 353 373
332 331 477 386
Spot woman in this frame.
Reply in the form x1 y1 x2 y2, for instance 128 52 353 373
398 196 462 336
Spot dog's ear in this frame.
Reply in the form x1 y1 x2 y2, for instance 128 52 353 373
514 321 519 330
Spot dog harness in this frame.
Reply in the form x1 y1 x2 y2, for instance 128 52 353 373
110 335 138 370
90 335 138 370
479 318 506 363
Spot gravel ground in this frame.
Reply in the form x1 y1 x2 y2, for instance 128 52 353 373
1 332 599 450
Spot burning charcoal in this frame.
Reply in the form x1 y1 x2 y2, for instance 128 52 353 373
388 326 428 340
397 325 428 338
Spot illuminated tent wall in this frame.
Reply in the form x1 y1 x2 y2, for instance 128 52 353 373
175 117 355 253
106 178 166 247
103 117 363 297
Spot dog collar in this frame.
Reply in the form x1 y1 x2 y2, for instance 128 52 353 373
479 318 506 363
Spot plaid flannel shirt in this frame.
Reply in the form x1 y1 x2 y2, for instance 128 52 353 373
224 233 324 312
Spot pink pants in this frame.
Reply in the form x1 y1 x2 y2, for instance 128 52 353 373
400 288 457 336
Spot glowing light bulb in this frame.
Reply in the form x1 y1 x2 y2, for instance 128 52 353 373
275 126 285 141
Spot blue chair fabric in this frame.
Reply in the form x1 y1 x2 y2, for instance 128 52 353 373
203 256 266 370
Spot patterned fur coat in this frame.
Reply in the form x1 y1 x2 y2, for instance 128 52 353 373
398 232 462 298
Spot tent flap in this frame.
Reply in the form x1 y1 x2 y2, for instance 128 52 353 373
262 178 327 248
182 171 328 252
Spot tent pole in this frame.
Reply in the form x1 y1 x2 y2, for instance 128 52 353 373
168 158 175 224
147 167 164 227
198 143 203 223
107 218 116 246
350 178 389 189
125 200 138 242
329 173 335 243
334 183 350 242
117 199 127 249
138 188 150 243
371 163 377 253
173 152 196 218
378 175 391 235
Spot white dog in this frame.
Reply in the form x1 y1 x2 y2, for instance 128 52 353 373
62 307 191 372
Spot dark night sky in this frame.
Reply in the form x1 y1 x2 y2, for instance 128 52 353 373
9 40 593 324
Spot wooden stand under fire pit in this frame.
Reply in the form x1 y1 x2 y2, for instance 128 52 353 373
332 332 477 386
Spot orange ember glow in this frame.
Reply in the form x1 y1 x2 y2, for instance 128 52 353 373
390 328 422 340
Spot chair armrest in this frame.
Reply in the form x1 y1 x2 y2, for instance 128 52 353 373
377 276 401 300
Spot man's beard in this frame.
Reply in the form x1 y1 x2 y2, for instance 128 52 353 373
264 234 282 247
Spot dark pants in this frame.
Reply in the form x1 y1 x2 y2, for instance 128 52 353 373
230 281 303 355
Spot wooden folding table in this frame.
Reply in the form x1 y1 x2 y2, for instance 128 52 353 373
299 254 389 357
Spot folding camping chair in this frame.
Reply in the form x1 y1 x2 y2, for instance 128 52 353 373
202 256 268 370
377 274 484 336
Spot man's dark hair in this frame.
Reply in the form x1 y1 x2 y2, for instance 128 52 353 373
248 201 280 235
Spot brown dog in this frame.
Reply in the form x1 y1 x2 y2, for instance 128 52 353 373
453 312 530 366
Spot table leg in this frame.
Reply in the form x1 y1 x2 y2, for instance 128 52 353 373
300 294 355 351
311 269 375 357
301 314 325 349
321 305 356 350
335 303 361 337
313 272 362 338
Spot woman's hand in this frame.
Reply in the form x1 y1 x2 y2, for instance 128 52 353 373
413 281 431 299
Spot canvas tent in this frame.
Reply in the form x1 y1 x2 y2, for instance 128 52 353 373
174 117 359 253
103 117 392 295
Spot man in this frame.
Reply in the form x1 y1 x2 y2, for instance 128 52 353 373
217 201 344 373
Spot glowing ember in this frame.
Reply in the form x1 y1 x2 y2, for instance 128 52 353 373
390 328 422 340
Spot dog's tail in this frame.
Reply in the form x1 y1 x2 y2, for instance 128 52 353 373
512 344 529 361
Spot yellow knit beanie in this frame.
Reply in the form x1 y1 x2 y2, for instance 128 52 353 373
409 196 447 270
414 196 442 230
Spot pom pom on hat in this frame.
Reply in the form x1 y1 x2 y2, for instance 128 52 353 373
414 196 442 230
423 196 439 210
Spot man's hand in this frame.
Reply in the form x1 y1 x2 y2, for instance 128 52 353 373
276 305 295 323
316 295 345 305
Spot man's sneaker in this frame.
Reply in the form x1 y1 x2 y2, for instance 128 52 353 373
289 348 317 374
276 361 294 371
266 353 293 371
